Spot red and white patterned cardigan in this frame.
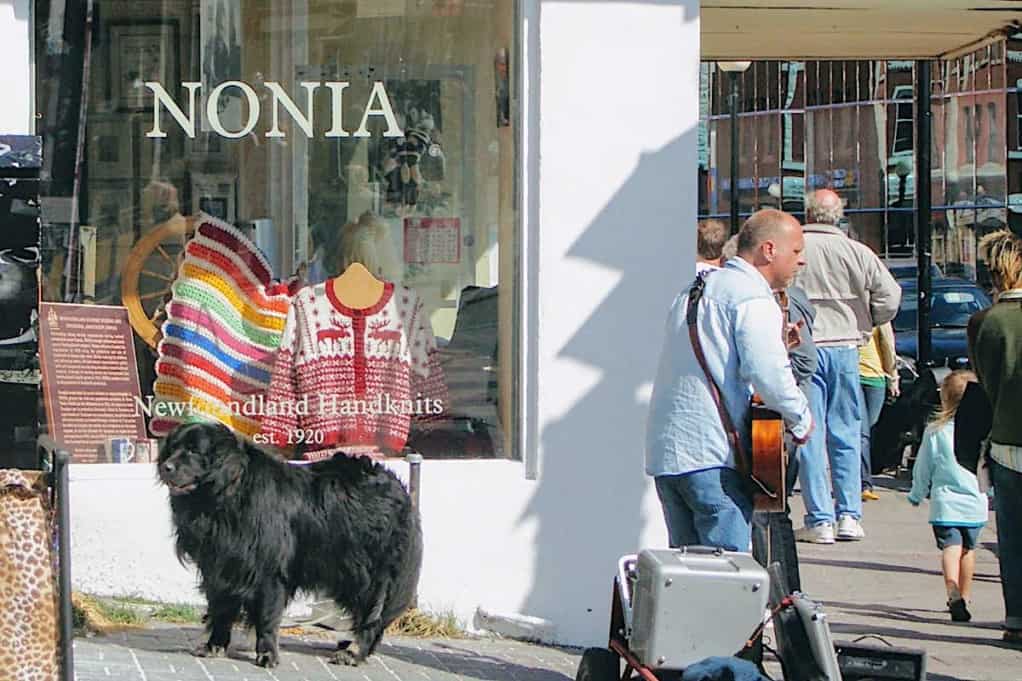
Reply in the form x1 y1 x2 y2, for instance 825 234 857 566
259 279 447 459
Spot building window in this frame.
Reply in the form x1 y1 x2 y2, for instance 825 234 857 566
988 102 999 164
892 86 914 156
38 0 520 462
964 104 975 163
1016 85 1022 150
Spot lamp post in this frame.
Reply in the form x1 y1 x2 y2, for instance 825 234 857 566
718 61 752 235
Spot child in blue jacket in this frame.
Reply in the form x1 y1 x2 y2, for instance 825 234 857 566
908 370 989 623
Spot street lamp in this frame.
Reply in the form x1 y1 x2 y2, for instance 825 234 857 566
718 61 752 235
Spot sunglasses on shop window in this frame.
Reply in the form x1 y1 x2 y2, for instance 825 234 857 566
0 247 39 265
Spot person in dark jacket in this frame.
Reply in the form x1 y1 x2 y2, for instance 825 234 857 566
968 229 1022 644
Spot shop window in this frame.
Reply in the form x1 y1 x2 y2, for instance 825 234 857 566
38 0 520 462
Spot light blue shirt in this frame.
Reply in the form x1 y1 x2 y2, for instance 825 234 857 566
908 420 989 527
645 256 812 477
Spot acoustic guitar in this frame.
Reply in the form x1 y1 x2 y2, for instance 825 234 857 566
749 397 786 513
746 288 793 513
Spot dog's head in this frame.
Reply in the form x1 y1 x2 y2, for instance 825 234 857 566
157 422 248 497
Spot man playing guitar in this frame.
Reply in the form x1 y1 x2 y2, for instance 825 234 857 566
646 209 813 551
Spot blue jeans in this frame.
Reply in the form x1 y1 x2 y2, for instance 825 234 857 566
991 460 1022 630
654 467 753 552
799 346 863 526
860 382 887 491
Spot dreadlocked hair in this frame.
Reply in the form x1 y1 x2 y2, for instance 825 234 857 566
979 229 1022 292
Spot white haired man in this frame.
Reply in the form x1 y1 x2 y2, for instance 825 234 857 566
793 189 901 543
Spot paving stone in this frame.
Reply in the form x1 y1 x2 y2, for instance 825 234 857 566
73 631 581 681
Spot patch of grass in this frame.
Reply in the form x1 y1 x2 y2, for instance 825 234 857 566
72 593 146 634
72 595 460 640
73 593 205 634
385 608 463 638
149 602 204 624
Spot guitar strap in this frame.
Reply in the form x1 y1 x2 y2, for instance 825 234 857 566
685 274 777 502
685 273 752 479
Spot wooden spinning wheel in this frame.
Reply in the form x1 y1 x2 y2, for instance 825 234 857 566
121 214 198 348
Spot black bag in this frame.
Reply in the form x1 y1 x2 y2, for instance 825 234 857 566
954 381 992 474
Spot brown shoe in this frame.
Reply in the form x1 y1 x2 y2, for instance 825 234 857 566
861 489 880 501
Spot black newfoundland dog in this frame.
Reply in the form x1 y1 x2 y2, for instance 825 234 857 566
157 422 422 668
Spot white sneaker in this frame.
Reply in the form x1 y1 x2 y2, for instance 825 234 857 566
836 515 865 541
795 523 835 544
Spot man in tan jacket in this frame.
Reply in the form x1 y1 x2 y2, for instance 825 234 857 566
793 189 902 543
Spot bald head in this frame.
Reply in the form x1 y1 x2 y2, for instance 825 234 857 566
737 209 801 256
735 209 806 289
805 189 844 226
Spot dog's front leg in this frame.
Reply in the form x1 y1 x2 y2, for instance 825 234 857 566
194 595 240 658
250 582 287 668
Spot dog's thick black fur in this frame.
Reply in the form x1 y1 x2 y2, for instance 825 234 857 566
157 422 422 668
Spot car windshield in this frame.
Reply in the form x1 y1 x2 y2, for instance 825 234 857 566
893 287 991 331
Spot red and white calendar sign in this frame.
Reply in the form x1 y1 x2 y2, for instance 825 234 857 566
403 217 461 264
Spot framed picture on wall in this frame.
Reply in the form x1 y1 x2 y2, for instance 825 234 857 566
87 180 135 234
191 173 237 224
136 117 187 183
87 117 133 178
108 20 181 113
367 79 450 217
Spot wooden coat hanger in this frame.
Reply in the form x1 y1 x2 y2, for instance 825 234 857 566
332 261 385 310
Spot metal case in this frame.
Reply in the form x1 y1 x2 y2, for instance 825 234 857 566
628 547 769 670
791 595 842 681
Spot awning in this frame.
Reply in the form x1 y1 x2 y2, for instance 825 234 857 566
702 1 1022 60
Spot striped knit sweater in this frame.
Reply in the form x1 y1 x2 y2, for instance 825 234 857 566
259 280 448 459
149 217 292 439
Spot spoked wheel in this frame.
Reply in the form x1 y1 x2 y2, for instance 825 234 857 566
576 647 621 681
120 214 198 348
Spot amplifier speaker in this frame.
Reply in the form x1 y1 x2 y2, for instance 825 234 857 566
834 640 927 681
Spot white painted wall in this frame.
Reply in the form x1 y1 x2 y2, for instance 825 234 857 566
69 0 701 648
0 0 33 134
524 0 699 644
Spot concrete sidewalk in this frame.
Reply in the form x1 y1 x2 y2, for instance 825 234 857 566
791 473 1020 681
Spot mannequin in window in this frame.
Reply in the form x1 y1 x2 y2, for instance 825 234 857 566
260 212 445 460
306 211 402 289
334 211 402 301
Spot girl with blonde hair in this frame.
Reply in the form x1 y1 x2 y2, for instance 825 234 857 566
907 369 989 623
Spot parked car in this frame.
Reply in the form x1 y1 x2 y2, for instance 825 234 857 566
870 278 992 474
882 256 944 281
891 278 991 367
